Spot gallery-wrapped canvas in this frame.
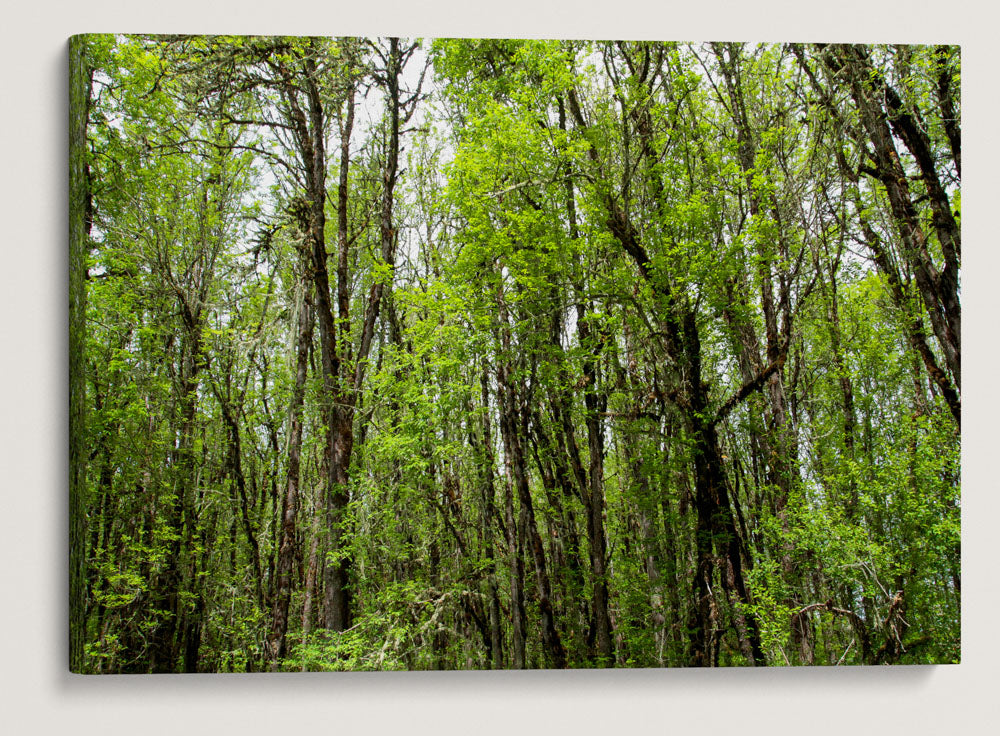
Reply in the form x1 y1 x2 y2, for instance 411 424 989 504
68 34 960 673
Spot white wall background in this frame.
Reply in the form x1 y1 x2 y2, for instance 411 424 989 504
2 2 995 734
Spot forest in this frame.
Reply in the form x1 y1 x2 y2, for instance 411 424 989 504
68 35 960 672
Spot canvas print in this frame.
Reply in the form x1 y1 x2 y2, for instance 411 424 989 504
68 35 960 673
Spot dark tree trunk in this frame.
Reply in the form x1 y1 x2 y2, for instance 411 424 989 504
578 317 614 664
477 369 505 669
503 435 527 670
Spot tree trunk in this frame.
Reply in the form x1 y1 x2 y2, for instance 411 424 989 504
477 369 505 669
270 267 313 668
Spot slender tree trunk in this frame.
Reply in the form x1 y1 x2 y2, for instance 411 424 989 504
300 512 321 671
270 267 313 668
579 320 614 663
503 432 527 670
477 369 505 669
